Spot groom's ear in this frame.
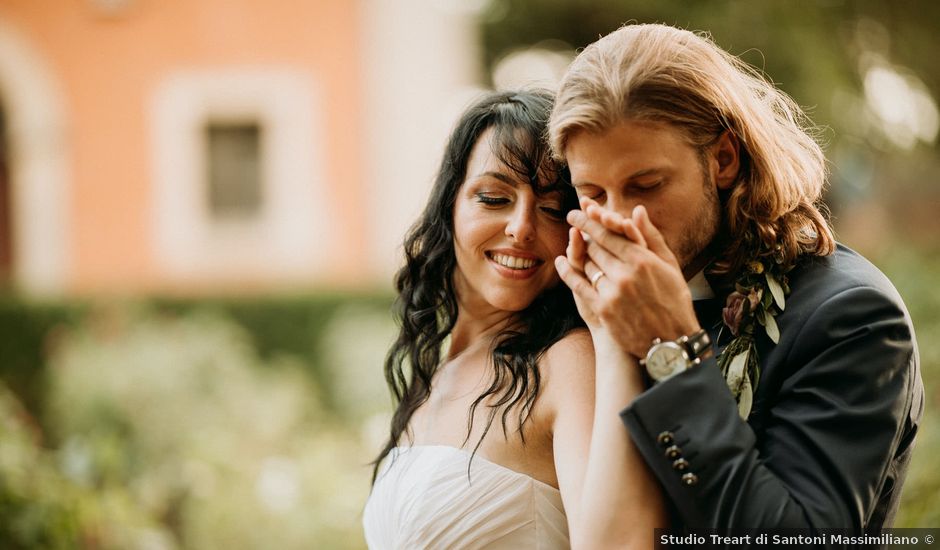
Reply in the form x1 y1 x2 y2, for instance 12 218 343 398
710 131 740 191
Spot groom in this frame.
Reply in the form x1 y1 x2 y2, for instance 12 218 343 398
552 24 923 533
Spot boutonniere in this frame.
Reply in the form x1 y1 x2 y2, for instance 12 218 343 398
716 252 792 419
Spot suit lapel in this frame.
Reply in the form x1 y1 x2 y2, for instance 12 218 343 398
693 297 725 345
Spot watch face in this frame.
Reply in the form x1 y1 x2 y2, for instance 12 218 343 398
646 342 688 381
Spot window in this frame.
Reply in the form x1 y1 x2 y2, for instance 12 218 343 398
205 122 263 219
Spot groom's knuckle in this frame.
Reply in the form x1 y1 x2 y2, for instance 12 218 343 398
612 269 633 291
617 280 634 295
598 300 617 320
633 254 653 272
593 227 612 246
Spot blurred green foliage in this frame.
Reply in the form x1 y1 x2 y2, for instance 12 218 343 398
874 248 940 527
148 293 392 413
0 297 88 431
0 297 396 548
0 293 392 437
0 383 84 549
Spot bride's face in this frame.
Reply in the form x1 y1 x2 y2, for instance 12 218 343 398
451 130 570 315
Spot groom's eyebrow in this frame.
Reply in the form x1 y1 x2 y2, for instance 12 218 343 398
572 167 668 187
627 167 664 180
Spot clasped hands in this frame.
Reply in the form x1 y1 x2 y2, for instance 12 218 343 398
554 198 701 360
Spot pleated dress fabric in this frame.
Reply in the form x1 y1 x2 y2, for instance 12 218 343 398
363 445 569 549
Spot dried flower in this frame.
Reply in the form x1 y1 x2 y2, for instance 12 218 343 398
722 291 746 336
746 287 763 312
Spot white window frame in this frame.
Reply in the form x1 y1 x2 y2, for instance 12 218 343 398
150 68 328 284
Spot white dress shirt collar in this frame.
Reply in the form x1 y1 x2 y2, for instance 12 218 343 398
688 269 715 301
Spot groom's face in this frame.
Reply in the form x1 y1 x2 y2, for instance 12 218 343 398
565 119 730 277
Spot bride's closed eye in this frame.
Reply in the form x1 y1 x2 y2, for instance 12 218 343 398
475 193 510 206
538 201 566 221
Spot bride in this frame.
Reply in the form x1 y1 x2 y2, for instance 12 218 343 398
363 90 665 549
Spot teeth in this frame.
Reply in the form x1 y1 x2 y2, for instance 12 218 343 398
492 253 537 270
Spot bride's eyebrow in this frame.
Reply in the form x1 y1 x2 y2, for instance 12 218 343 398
474 171 519 186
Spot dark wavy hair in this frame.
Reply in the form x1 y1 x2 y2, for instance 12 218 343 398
372 90 584 483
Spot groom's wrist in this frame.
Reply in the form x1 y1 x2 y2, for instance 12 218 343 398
639 329 712 383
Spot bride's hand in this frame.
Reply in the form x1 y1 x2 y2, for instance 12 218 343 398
556 226 602 328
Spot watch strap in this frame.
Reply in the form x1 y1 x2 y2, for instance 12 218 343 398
677 329 711 360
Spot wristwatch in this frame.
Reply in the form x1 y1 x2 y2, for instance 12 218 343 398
640 329 712 383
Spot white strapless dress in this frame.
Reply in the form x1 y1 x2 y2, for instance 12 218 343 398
363 445 569 549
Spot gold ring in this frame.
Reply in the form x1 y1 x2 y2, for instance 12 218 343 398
590 270 606 288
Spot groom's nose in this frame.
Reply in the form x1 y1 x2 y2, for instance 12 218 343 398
604 195 639 219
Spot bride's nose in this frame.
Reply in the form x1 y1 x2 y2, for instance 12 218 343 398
505 202 536 243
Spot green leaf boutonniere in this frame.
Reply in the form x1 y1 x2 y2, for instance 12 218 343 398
717 256 792 419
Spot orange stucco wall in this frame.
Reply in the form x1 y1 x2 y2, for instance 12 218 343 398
0 1 365 293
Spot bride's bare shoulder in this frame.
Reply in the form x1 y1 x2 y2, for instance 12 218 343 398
537 328 595 403
542 328 595 369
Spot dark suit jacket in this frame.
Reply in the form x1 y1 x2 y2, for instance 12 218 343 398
621 244 924 532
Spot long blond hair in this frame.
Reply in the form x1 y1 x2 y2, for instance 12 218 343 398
549 23 834 279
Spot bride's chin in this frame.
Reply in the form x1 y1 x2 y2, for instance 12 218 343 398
490 295 537 313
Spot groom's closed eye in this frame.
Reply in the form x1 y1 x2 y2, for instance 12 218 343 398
632 179 664 192
574 184 605 203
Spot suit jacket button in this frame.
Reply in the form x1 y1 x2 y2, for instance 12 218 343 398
672 458 690 471
657 431 675 446
681 473 698 486
665 445 682 460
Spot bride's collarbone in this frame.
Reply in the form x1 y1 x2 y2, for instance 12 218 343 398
407 396 556 486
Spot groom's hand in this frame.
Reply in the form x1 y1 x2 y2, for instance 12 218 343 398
563 201 701 359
